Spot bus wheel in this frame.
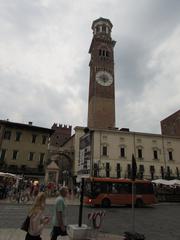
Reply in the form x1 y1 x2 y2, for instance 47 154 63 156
101 198 111 208
136 199 144 208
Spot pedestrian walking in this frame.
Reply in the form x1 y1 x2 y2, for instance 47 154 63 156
50 186 68 240
25 192 50 240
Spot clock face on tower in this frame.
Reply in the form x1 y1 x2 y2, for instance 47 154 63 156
96 71 113 86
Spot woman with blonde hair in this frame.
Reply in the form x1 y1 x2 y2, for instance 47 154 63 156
25 192 50 240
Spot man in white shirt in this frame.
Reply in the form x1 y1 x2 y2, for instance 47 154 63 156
51 187 68 240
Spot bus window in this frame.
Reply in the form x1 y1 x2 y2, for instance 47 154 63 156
121 183 131 194
112 183 119 193
110 182 131 194
84 181 93 197
136 183 154 194
93 182 109 195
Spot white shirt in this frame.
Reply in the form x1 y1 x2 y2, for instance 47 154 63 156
28 210 45 236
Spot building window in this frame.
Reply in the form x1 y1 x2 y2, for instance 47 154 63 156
117 163 121 178
153 150 158 160
166 166 171 178
150 165 155 180
96 26 100 32
168 151 173 161
42 136 46 144
127 164 131 178
161 166 164 179
39 153 45 164
98 49 109 58
93 163 98 177
139 165 144 179
102 25 106 32
138 149 142 159
120 147 125 158
4 130 11 140
0 149 6 161
12 150 18 160
176 167 179 178
102 146 107 156
32 134 37 143
15 132 22 141
106 162 110 177
28 152 34 161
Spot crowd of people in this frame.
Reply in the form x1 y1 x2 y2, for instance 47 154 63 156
153 182 180 202
0 175 81 239
154 183 180 195
0 175 81 202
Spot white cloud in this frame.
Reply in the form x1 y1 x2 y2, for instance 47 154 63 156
121 25 180 133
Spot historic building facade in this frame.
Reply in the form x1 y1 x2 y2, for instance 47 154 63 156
47 123 73 184
50 123 72 148
0 120 53 177
72 127 180 180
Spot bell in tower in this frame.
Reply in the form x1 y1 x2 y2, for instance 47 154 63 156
87 17 116 129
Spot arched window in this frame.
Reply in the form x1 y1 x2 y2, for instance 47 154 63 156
102 25 106 32
96 26 100 32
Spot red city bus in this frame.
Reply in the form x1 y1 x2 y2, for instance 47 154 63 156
84 177 157 207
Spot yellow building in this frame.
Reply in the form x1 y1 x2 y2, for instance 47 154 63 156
69 127 180 180
0 120 54 178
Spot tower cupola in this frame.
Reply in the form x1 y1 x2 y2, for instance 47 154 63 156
92 17 113 38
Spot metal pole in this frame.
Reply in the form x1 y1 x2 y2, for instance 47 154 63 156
132 181 135 233
78 177 84 227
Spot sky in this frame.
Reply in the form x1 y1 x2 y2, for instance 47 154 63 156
0 0 180 134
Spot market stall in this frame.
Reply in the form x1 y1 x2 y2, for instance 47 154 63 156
152 179 180 202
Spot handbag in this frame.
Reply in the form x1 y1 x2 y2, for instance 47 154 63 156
21 216 30 232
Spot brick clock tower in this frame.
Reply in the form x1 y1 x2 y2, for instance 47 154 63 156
87 17 116 129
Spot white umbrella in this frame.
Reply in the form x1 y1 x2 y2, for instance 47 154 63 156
152 179 171 185
152 179 180 186
0 172 6 177
168 179 180 186
0 172 18 179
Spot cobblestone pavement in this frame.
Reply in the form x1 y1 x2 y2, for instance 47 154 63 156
0 228 122 240
0 201 180 240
